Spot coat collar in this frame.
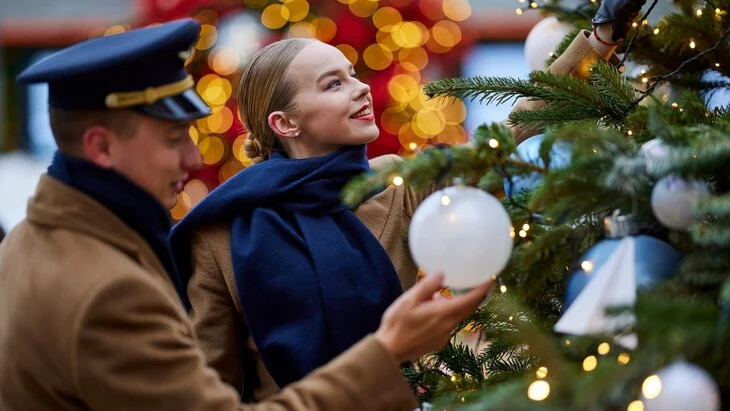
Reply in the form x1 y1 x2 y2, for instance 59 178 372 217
26 175 169 278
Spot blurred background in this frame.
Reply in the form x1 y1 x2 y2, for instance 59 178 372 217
0 0 672 232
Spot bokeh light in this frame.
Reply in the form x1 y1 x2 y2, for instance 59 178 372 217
363 44 394 70
336 44 359 65
261 4 289 29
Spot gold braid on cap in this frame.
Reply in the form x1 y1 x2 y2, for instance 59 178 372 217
105 75 195 109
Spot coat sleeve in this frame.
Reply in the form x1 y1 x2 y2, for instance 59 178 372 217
73 276 419 411
510 29 622 143
187 228 245 394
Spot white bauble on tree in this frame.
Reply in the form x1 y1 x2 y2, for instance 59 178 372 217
524 16 573 71
651 175 709 230
408 186 513 290
642 361 719 411
640 138 671 171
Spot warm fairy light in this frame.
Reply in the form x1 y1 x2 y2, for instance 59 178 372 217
522 223 530 231
509 228 516 238
548 52 554 57
518 230 527 238
564 339 571 346
597 342 611 355
697 8 703 17
580 260 594 273
717 8 722 14
583 355 598 372
441 194 451 206
618 352 631 365
530 2 538 8
632 22 638 27
527 380 550 401
488 138 500 148
627 130 633 136
716 62 721 67
671 102 679 108
409 142 418 150
653 28 660 34
515 8 523 15
641 77 649 83
536 367 548 379
642 375 662 399
392 176 404 186
627 400 644 411
509 315 514 321
690 39 696 49
451 375 457 382
500 285 507 293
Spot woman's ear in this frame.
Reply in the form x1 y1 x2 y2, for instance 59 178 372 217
268 111 300 139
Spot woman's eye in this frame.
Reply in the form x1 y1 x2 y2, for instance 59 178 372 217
327 79 342 89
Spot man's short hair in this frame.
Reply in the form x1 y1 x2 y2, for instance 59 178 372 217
48 108 139 153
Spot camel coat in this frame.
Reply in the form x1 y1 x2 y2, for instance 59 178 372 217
186 29 619 401
0 175 418 411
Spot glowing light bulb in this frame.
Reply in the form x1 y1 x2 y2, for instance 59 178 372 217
527 380 550 401
597 342 611 355
627 400 644 411
697 9 703 16
522 223 530 231
618 352 631 365
690 39 696 49
580 260 594 272
536 366 548 379
653 28 660 34
500 285 507 293
392 176 404 186
515 8 523 15
488 139 500 148
642 375 662 399
583 355 597 372
518 230 527 238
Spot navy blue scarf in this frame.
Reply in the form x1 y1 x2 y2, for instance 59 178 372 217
47 152 183 297
170 145 402 387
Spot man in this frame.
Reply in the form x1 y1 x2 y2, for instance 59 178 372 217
0 19 492 410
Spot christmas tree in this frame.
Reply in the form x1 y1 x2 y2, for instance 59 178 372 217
344 0 730 409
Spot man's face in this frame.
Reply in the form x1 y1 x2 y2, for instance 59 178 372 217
108 113 202 209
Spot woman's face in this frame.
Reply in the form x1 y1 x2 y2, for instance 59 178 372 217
284 41 379 157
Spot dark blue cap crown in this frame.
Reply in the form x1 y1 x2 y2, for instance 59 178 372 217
17 18 211 122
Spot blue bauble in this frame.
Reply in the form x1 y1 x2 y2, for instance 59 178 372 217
565 235 682 307
503 133 572 195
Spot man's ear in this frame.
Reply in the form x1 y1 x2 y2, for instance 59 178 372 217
268 111 300 139
82 126 116 168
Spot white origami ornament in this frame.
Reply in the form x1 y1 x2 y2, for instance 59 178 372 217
554 236 638 349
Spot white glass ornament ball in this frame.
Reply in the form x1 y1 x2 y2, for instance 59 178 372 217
643 361 719 411
640 139 671 171
650 175 709 231
408 186 513 290
524 16 573 71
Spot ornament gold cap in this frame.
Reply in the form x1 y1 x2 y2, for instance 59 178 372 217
604 211 638 238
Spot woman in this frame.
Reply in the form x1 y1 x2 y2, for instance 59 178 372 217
170 5 639 400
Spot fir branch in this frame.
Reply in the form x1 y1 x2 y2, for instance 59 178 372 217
422 76 539 106
628 28 730 112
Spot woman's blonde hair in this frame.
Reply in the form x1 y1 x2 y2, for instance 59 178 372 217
238 38 314 163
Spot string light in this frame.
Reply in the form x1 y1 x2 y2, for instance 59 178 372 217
441 194 451 206
530 2 538 8
617 352 631 365
522 223 530 231
597 342 611 355
632 22 638 28
518 230 527 238
653 28 660 35
536 366 548 379
642 375 662 399
716 8 722 14
392 176 404 186
515 8 523 15
500 285 508 293
627 400 644 411
716 62 721 67
527 380 550 401
697 8 703 17
488 138 500 148
641 77 649 83
564 339 571 346
582 355 598 372
509 227 516 238
580 260 594 272
690 39 696 49
627 130 633 136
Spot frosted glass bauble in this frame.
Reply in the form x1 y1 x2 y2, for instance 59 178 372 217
524 17 572 71
409 186 513 289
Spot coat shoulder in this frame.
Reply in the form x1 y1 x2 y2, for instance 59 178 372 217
368 154 402 171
